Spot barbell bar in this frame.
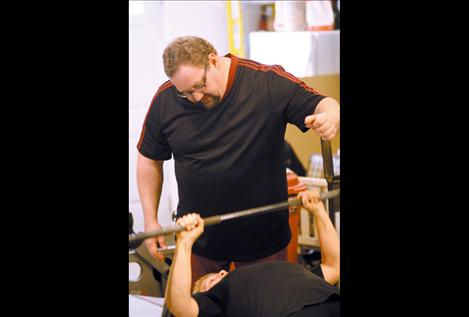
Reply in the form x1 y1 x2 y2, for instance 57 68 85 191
129 188 339 250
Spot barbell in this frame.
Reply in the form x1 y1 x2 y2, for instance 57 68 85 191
129 188 339 250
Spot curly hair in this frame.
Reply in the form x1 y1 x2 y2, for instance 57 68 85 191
163 36 218 77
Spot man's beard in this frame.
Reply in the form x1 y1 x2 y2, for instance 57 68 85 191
200 94 221 109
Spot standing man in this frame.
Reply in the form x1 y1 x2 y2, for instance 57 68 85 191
137 36 339 285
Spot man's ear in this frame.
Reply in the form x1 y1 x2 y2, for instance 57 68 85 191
208 53 218 66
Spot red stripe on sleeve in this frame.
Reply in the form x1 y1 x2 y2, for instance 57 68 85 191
222 53 239 100
237 59 322 95
136 81 173 150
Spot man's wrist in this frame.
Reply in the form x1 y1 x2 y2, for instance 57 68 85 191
144 215 160 226
177 239 194 250
310 207 327 218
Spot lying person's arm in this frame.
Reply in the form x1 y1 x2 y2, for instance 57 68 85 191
298 190 340 285
165 214 203 317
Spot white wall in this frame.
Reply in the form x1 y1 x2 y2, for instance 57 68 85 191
129 1 230 233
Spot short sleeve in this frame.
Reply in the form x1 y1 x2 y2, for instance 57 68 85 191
267 66 326 132
137 100 172 161
192 293 225 317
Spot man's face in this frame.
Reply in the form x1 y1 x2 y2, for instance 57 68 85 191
200 270 228 292
172 64 220 109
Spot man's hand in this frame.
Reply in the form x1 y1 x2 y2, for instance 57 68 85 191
297 189 326 216
304 97 340 140
176 213 204 245
304 112 338 140
144 222 167 260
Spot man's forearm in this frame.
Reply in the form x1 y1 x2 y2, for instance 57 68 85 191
313 207 340 270
136 154 164 224
165 240 198 317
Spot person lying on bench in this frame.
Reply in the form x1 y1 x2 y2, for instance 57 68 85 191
165 189 340 317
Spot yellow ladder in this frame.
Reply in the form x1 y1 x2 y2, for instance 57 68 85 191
226 0 246 57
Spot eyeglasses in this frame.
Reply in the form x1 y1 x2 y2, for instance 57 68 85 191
176 64 208 98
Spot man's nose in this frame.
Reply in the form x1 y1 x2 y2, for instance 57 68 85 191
191 91 204 101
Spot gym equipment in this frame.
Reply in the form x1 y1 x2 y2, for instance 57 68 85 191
129 212 172 297
321 139 340 225
129 188 339 250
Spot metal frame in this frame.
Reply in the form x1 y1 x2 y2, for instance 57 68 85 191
297 177 329 248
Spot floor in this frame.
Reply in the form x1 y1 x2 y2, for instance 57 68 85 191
129 295 164 316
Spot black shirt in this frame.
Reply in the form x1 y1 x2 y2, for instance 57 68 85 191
193 261 340 317
138 54 325 260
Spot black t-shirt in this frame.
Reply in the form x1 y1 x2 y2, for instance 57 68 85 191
193 261 340 317
138 54 325 260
